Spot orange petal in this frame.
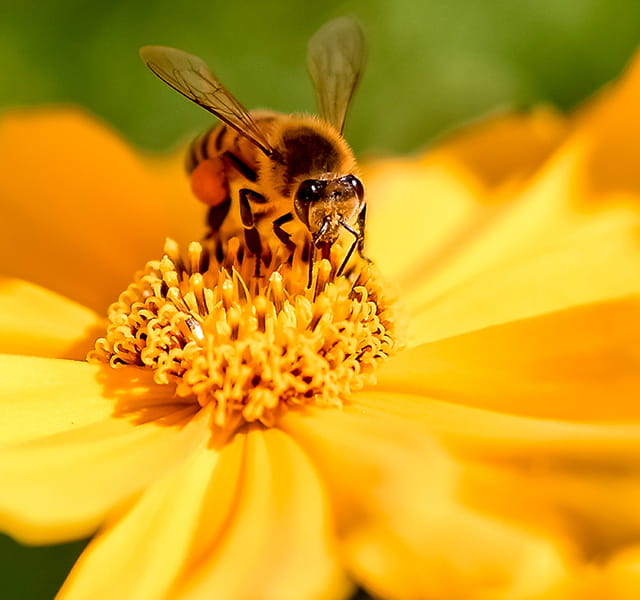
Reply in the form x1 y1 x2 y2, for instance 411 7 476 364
428 107 567 192
281 405 567 599
571 51 640 205
0 277 102 359
173 427 350 600
0 355 208 543
377 298 640 420
0 108 202 314
551 546 640 600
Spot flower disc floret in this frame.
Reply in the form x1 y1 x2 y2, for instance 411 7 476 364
90 238 398 428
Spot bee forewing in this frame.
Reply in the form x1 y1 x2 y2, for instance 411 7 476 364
140 45 276 157
307 16 366 134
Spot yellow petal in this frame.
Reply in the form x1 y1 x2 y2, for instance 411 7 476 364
58 447 219 600
174 427 350 600
0 108 202 314
364 109 567 287
407 201 640 343
282 405 567 599
363 155 483 283
0 277 102 359
349 391 640 454
350 392 640 560
377 298 640 420
395 77 640 342
0 356 208 543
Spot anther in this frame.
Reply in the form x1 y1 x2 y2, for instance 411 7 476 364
189 272 206 314
268 271 284 312
88 237 398 431
313 259 332 301
188 241 204 274
221 278 234 310
254 295 268 332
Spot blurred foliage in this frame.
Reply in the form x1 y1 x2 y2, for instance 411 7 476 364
2 0 640 156
0 534 87 598
1 0 640 598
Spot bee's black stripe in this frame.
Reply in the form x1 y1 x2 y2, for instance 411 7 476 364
213 125 227 152
200 129 211 160
224 151 258 182
186 141 199 173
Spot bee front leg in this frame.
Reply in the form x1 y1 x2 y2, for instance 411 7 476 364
205 195 232 234
337 221 359 277
239 188 264 276
356 203 368 258
272 212 297 261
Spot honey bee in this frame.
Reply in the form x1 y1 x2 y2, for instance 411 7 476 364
140 17 367 279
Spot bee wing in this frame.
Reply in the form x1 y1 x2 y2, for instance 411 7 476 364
140 45 276 157
307 16 366 134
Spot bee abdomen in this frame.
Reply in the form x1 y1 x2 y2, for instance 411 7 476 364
185 125 227 173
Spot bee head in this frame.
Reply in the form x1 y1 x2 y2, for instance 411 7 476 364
294 175 364 244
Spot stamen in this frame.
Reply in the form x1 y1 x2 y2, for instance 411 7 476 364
89 237 400 431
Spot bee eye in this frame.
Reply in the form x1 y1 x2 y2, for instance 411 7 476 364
296 179 324 204
294 179 326 227
342 175 364 200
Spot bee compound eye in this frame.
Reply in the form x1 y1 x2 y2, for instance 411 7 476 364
296 179 323 204
295 179 324 227
342 175 364 200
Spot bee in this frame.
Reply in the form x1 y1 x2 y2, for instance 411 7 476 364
140 17 367 279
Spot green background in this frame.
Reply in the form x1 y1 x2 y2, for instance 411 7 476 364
1 0 640 597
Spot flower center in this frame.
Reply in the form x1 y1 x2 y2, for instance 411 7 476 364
89 238 398 428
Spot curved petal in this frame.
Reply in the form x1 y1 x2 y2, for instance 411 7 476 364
0 108 203 314
350 392 640 559
0 278 102 359
551 546 640 600
397 57 640 342
364 156 483 283
573 51 640 204
173 427 350 600
407 205 640 344
364 108 567 286
427 107 567 192
58 447 220 600
0 356 209 543
376 298 640 420
281 406 568 599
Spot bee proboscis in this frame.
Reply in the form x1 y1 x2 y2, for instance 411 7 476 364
140 17 367 280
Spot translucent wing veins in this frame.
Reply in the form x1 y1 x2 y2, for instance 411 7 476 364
307 17 366 133
140 45 276 158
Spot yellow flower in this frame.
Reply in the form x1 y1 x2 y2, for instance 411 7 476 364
1 51 640 599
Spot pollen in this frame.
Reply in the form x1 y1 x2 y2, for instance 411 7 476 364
89 238 399 429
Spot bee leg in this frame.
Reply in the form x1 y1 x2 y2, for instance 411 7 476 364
354 204 372 268
205 195 232 235
239 188 264 276
337 220 359 276
356 204 368 257
272 212 297 261
307 240 315 288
